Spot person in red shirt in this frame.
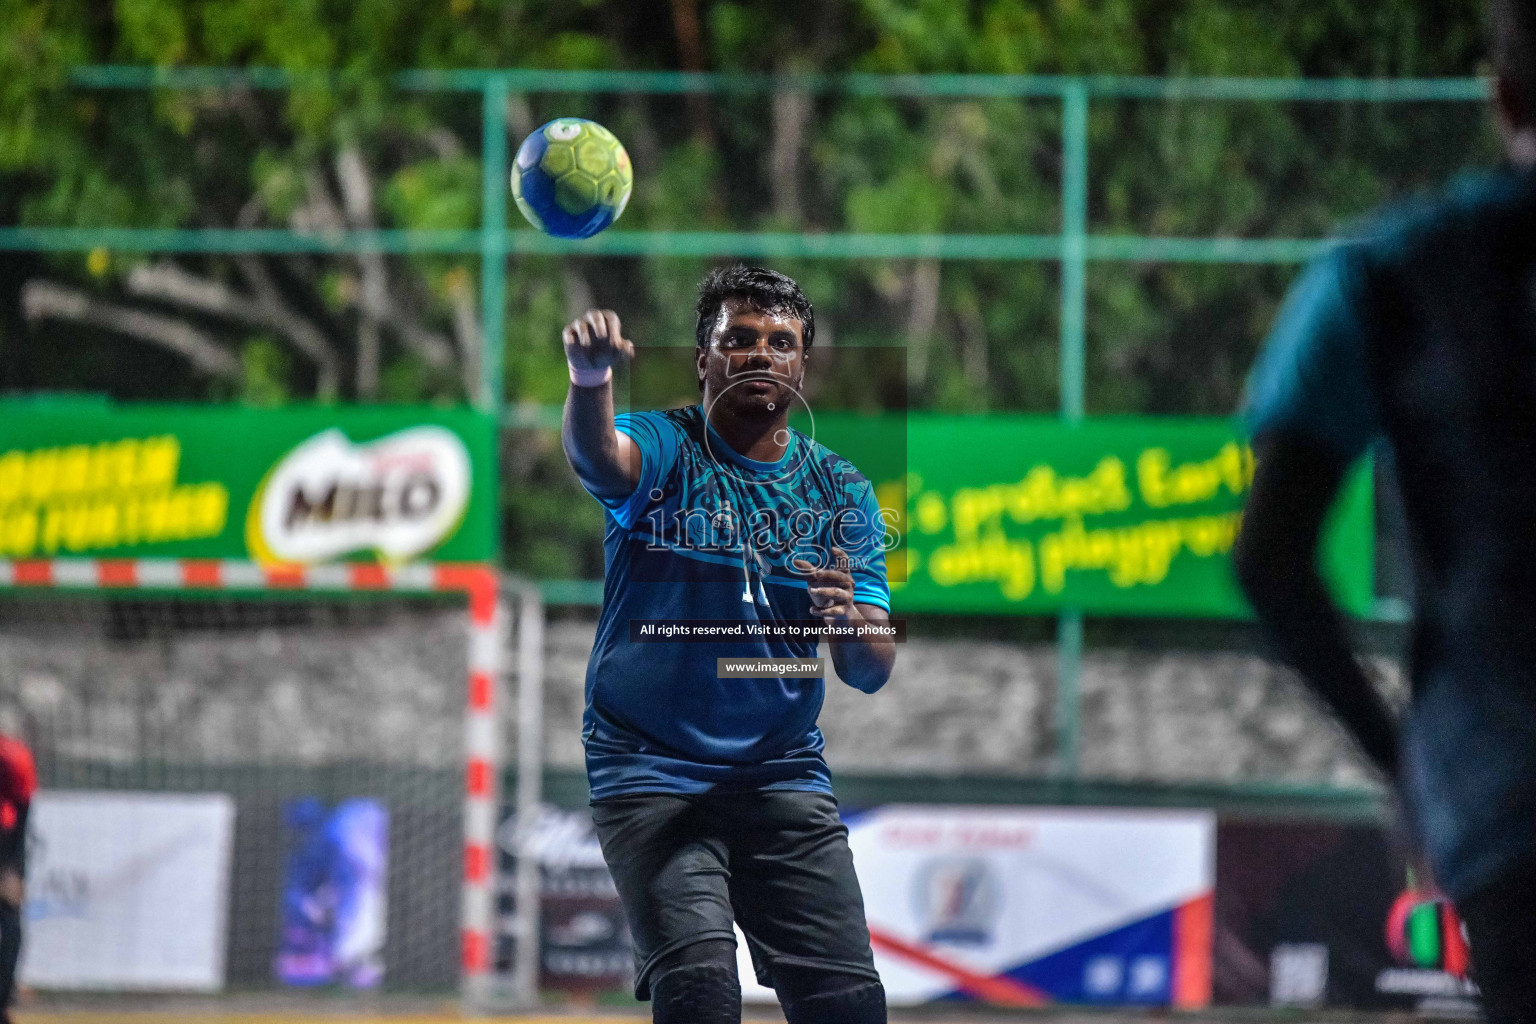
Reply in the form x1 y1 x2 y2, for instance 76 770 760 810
0 737 36 1024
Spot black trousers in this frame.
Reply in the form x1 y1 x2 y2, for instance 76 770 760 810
0 897 19 1018
1460 857 1536 1024
591 789 880 1001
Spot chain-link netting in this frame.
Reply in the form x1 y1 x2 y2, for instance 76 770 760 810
0 594 472 991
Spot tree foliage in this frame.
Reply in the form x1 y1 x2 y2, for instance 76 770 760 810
0 0 1497 575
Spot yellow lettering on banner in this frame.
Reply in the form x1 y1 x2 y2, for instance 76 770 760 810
876 479 909 539
928 533 1036 599
0 438 180 504
1037 512 1242 594
137 436 180 489
914 491 947 534
91 439 141 492
143 494 169 541
0 451 23 502
164 490 192 539
57 445 91 495
951 456 1131 541
191 483 228 535
26 449 59 503
92 502 120 549
1137 442 1253 509
0 430 226 556
40 506 61 554
121 498 142 546
0 511 37 558
2 487 228 553
61 503 93 552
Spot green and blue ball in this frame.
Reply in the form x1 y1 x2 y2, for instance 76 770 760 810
511 118 633 239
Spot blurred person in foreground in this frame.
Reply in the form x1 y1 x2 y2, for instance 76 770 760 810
1235 2 1536 1019
0 737 34 1024
561 265 895 1024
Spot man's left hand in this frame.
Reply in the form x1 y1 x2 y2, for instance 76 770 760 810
793 546 857 621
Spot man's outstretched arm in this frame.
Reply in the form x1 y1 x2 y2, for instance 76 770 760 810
561 308 641 501
1233 431 1400 779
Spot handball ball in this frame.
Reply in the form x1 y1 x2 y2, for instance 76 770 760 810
511 118 633 239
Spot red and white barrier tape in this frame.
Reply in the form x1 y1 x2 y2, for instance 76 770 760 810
0 557 494 593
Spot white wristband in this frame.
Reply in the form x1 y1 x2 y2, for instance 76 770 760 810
568 363 612 388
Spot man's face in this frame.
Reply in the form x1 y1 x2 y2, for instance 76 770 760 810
698 298 807 420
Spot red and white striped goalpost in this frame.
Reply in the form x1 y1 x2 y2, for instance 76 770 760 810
0 556 538 1006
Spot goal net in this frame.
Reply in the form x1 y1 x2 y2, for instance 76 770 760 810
0 583 521 997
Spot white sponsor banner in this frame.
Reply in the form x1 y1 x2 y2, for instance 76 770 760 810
742 805 1214 1006
22 791 235 991
248 426 472 564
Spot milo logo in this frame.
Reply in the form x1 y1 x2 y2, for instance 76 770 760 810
247 427 471 564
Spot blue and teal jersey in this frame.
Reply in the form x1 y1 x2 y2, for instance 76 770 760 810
580 404 890 801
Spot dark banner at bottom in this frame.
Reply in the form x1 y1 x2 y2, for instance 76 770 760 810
496 805 633 993
1214 820 1479 1014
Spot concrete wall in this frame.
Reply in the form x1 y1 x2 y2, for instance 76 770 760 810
0 602 1399 788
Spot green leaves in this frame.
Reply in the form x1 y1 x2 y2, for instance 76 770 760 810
847 169 951 233
383 157 480 232
239 335 292 406
0 0 1500 577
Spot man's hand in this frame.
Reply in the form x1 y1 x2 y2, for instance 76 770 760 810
793 546 856 621
0 869 22 909
793 545 895 693
563 309 634 377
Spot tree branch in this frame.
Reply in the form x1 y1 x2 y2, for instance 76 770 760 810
124 260 343 401
334 147 456 377
22 280 241 379
669 0 715 147
957 289 989 396
294 168 348 234
424 126 465 160
905 259 941 388
230 257 342 399
446 269 482 400
768 89 810 225
333 149 382 398
224 193 343 398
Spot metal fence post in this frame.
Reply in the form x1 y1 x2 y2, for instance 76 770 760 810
510 582 545 1007
1056 80 1090 781
480 74 510 414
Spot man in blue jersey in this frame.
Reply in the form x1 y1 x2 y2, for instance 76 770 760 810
561 265 895 1024
1235 4 1536 1020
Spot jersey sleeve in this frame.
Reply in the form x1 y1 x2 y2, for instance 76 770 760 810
598 411 683 529
0 738 35 804
1245 245 1382 463
836 474 891 612
0 802 27 876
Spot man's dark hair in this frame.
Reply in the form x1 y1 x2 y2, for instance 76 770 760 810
1490 0 1536 108
694 265 815 350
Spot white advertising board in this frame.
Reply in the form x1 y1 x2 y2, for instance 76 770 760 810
21 791 235 991
741 805 1215 1008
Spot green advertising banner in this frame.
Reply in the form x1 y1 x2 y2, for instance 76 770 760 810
0 403 497 566
808 415 1374 618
